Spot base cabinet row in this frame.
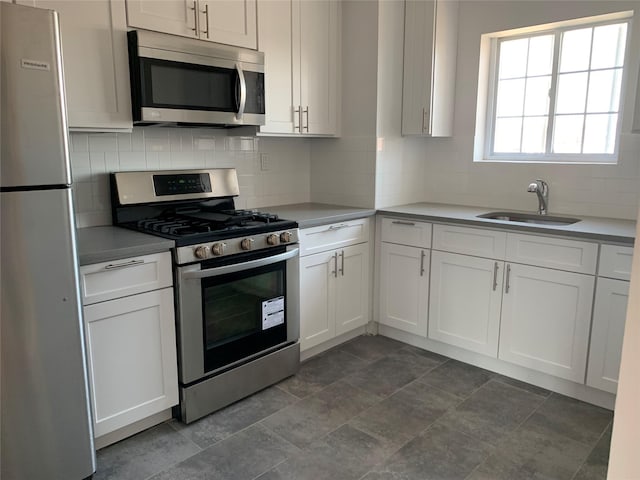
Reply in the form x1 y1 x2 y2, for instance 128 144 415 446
299 219 371 352
378 217 631 393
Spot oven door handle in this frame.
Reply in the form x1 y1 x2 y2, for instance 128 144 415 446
182 248 299 280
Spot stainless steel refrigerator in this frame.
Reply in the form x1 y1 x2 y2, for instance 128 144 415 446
1 3 96 479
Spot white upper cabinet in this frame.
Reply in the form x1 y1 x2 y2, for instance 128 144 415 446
258 0 340 136
402 0 458 136
18 0 133 131
126 0 257 49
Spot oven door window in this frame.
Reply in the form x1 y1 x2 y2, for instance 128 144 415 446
201 261 286 373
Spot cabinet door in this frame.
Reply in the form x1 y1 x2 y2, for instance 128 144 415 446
402 0 434 136
84 288 178 438
299 250 336 351
19 0 132 130
429 251 503 357
586 278 629 393
199 0 256 48
296 0 339 135
379 243 429 337
499 264 595 382
335 243 369 336
126 0 197 38
257 0 295 134
401 0 457 137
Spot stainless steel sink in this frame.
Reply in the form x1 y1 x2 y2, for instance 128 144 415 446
477 211 581 226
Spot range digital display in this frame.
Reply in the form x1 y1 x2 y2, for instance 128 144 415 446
153 173 212 196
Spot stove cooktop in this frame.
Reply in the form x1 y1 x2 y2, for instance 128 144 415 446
121 209 297 247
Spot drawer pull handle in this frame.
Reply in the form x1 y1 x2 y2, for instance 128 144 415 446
327 224 350 232
392 221 415 226
493 262 499 291
104 259 145 270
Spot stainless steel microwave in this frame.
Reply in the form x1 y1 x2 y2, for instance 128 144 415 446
127 30 265 127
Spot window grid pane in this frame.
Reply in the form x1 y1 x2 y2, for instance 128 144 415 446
490 19 627 160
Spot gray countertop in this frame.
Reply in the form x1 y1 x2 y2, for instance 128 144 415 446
378 202 637 244
77 226 175 266
264 203 376 229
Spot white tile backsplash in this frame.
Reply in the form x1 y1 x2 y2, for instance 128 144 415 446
71 128 311 228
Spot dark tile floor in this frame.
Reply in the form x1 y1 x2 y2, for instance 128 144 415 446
94 335 613 480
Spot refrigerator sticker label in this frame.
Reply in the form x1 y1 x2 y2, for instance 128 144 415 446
21 59 50 71
262 296 285 330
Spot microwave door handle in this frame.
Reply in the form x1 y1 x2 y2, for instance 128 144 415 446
181 248 299 280
235 63 247 121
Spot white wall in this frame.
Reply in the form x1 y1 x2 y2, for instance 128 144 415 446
421 0 640 220
608 217 640 478
375 0 427 209
70 129 311 227
310 0 378 208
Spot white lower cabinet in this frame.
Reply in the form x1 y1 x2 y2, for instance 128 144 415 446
379 242 429 337
80 252 178 443
428 251 503 356
498 263 595 383
586 278 630 393
84 288 178 438
299 219 370 352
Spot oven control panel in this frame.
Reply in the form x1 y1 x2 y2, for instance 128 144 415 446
176 229 299 265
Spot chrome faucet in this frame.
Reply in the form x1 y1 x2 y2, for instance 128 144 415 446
527 179 549 215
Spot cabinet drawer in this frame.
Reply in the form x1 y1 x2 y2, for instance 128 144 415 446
506 234 597 274
432 224 506 259
299 218 369 256
80 252 173 305
380 217 432 248
599 245 634 281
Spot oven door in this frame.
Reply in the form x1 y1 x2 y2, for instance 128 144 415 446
177 245 299 384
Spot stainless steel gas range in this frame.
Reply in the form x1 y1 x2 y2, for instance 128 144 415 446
110 168 300 423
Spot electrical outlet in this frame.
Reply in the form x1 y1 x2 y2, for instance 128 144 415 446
260 153 270 171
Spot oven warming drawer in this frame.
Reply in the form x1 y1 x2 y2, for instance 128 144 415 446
179 342 300 423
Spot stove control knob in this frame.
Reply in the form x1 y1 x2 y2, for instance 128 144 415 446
280 231 292 243
266 234 279 246
194 245 209 259
240 238 254 251
211 242 225 256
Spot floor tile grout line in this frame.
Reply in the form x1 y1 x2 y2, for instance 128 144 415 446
569 418 615 480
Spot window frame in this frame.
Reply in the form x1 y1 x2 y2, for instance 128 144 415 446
482 17 632 164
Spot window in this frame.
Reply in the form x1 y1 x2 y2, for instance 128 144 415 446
484 16 630 163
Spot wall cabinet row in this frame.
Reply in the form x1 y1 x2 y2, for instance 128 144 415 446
402 0 458 137
126 0 257 49
378 217 632 393
299 219 370 351
258 0 340 136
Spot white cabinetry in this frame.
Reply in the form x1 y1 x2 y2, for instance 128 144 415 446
429 251 503 356
258 0 340 136
299 219 370 351
18 0 132 131
586 244 633 393
498 235 597 382
126 0 257 49
402 0 458 136
499 263 595 382
79 252 178 444
379 218 432 336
